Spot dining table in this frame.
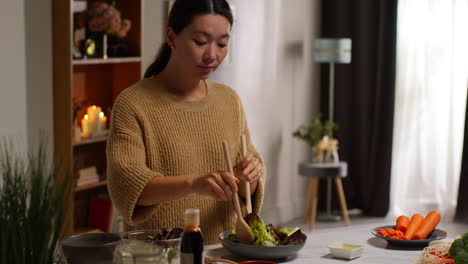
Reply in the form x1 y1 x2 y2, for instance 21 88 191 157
205 221 467 263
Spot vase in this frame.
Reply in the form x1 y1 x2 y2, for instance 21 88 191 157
311 136 340 163
107 34 130 57
73 125 81 142
311 146 325 163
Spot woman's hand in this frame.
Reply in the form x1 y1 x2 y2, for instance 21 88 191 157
235 153 262 198
236 153 262 184
192 171 239 201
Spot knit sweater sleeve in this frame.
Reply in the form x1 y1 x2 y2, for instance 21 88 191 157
106 92 161 226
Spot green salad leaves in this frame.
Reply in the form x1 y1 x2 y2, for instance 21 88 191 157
228 213 307 246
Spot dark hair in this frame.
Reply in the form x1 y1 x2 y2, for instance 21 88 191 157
144 0 233 78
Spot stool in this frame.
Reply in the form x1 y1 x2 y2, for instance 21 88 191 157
299 161 351 231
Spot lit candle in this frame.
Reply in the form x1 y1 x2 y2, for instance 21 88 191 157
81 114 89 138
86 105 101 135
103 34 108 59
87 105 101 122
98 111 107 131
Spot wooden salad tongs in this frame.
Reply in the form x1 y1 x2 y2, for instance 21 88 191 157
222 140 254 245
241 135 252 214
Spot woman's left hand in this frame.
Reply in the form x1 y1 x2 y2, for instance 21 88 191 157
236 153 262 184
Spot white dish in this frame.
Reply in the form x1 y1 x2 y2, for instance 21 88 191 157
328 242 363 260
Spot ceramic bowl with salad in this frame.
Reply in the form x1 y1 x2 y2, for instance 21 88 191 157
219 213 307 259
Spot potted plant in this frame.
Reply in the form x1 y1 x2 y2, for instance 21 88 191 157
0 140 69 264
292 115 339 163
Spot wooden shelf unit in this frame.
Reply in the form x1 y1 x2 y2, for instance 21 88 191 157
53 0 143 237
74 180 108 193
72 56 142 65
72 135 107 147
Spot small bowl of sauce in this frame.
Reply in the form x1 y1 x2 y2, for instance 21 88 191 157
328 242 363 260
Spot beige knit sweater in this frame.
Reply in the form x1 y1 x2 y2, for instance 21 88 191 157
106 78 265 244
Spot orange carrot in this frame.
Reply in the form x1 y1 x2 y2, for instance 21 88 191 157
413 211 441 240
377 228 406 239
404 213 424 240
396 215 410 233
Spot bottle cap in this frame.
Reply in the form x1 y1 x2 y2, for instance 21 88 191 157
185 208 200 226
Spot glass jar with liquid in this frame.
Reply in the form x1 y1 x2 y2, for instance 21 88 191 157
180 208 204 264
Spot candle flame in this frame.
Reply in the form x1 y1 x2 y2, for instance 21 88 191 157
99 112 104 118
92 105 96 109
84 114 89 120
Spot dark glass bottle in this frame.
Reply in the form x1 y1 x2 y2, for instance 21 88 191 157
180 208 204 264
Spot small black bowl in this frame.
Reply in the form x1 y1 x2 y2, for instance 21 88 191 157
61 232 122 264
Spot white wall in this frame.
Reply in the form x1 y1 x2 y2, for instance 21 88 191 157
142 0 167 75
24 0 54 152
0 0 54 152
211 0 322 224
0 0 28 145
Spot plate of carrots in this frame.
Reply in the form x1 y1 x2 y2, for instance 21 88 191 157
371 211 447 248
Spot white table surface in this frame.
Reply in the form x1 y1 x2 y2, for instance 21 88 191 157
205 222 467 263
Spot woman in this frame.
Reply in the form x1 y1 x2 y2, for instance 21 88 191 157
107 0 265 244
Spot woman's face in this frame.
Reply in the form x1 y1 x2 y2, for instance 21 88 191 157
169 14 231 79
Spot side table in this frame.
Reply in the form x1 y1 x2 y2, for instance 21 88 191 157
298 161 351 231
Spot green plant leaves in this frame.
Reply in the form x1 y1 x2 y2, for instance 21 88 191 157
0 140 69 264
292 114 339 147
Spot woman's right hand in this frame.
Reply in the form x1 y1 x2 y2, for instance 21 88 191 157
192 171 239 201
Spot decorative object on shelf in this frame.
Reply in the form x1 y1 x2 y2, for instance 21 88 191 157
81 114 90 138
0 140 69 264
73 97 87 141
81 105 108 139
293 116 339 163
83 1 132 58
99 111 108 131
106 34 130 57
76 166 100 187
74 126 82 143
73 1 87 59
87 105 101 124
73 98 87 125
103 33 108 59
73 44 83 60
84 31 103 58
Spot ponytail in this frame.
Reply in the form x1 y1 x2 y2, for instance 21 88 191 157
144 43 172 78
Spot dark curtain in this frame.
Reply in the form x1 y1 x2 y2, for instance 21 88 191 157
318 0 398 216
455 96 468 222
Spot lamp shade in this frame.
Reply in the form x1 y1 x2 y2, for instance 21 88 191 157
314 38 352 64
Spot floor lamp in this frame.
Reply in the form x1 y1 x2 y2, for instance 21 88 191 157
314 38 352 221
